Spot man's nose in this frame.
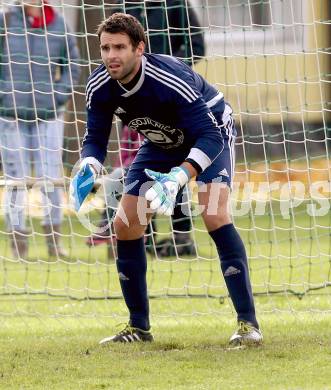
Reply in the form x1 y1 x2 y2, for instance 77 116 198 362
107 48 117 59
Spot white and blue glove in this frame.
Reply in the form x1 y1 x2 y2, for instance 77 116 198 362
70 157 102 212
145 166 190 216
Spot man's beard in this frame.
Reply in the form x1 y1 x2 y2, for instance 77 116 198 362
108 64 134 83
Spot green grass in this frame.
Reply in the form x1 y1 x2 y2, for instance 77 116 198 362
0 314 330 389
0 212 330 389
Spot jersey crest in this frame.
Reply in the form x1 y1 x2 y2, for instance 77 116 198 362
128 117 184 148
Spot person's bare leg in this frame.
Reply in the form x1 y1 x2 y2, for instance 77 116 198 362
114 193 152 240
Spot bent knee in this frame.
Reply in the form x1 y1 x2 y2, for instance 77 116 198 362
202 213 232 232
113 215 146 240
113 216 129 236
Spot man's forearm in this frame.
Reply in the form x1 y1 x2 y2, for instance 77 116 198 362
181 161 198 178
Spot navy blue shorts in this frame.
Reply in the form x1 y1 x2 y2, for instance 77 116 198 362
124 109 236 197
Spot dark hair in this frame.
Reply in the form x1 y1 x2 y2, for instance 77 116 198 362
97 13 146 48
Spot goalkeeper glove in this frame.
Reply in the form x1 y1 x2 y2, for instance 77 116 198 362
70 157 102 211
145 166 190 216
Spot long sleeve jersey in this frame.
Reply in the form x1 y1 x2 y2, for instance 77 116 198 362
82 53 227 172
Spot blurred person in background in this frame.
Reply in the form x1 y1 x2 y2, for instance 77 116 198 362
115 0 205 65
88 0 205 256
0 0 81 258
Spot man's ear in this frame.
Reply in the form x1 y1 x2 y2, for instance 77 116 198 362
136 41 145 57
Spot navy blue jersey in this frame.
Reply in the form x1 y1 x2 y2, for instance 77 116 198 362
82 53 230 172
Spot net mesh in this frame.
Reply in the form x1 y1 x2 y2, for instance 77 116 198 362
0 0 330 323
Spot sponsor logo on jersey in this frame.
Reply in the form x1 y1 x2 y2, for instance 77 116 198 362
128 117 184 148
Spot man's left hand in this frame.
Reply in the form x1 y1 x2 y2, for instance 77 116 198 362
145 167 190 216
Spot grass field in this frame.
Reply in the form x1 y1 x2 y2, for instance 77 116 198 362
1 314 330 389
0 212 330 389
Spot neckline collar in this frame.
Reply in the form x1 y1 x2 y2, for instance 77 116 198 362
118 56 146 97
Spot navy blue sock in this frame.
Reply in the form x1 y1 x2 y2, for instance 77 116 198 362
209 223 259 328
116 238 150 330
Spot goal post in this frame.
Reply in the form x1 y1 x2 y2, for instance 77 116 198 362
0 0 330 323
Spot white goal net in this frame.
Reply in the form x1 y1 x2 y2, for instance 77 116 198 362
0 0 330 325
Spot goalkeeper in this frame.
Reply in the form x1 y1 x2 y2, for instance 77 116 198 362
71 13 262 347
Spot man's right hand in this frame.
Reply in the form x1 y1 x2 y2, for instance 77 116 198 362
70 158 102 212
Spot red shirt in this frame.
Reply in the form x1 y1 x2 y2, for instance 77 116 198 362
27 1 55 28
115 127 144 168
